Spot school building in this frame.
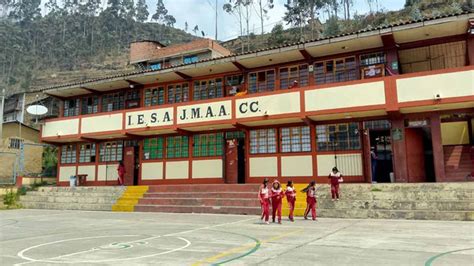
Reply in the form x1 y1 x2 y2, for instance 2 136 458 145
40 12 474 187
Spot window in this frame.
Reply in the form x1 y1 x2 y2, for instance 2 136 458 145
193 133 224 157
150 63 161 70
280 126 311 152
364 120 391 130
102 91 125 112
314 57 357 85
99 141 123 162
279 64 309 89
63 99 79 117
144 87 165 106
184 55 198 64
125 90 141 109
248 70 275 94
9 138 23 149
250 129 277 154
79 143 96 163
81 96 99 115
61 144 77 164
225 131 245 140
166 136 189 158
168 83 189 104
316 123 360 151
143 137 164 160
193 78 223 101
360 52 386 67
225 75 244 96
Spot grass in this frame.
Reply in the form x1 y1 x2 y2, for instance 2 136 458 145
371 187 383 192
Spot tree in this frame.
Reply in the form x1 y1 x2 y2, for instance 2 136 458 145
193 25 199 35
404 0 420 8
255 0 274 35
223 0 252 52
9 0 41 23
267 23 285 46
324 15 340 36
164 14 176 27
121 0 135 20
184 21 188 32
284 0 324 39
152 0 168 23
135 0 149 23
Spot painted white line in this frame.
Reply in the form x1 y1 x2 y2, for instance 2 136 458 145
164 217 257 237
15 236 191 264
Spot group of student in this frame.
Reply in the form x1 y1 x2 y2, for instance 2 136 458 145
258 167 344 224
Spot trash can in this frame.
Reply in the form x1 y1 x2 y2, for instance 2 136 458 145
69 175 77 187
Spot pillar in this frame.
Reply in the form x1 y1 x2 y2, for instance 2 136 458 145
468 19 474 65
430 114 446 182
390 117 408 182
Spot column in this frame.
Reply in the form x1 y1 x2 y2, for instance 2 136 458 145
390 117 408 182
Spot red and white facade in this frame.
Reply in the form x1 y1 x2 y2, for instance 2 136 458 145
41 13 474 186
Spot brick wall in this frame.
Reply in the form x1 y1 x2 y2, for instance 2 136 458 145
129 39 232 65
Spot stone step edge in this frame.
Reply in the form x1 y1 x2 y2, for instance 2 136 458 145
135 204 260 209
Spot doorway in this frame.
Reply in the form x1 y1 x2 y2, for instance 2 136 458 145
404 122 435 183
224 131 246 184
369 129 393 183
124 140 140 186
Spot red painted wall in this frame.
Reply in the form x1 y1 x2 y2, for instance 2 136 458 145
405 128 426 182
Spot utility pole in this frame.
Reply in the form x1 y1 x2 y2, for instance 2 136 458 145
0 89 5 139
215 0 218 40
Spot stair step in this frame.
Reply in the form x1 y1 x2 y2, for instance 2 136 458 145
138 198 261 207
135 204 261 215
21 202 113 211
142 192 257 199
20 195 118 204
317 208 473 221
146 184 260 193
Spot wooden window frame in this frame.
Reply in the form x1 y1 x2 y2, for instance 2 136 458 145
250 128 277 154
166 136 189 159
144 86 165 107
280 126 311 153
81 95 100 115
167 83 190 104
193 78 223 101
193 133 224 157
314 56 357 85
63 99 80 117
248 69 275 94
279 64 309 90
79 143 96 163
316 122 361 152
61 144 77 164
99 141 124 162
143 137 164 160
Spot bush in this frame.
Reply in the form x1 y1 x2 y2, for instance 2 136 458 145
3 189 21 209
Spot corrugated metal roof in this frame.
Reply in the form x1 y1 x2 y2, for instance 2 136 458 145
39 11 472 92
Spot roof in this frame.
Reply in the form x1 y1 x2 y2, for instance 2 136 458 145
130 39 167 47
39 11 473 96
2 121 40 132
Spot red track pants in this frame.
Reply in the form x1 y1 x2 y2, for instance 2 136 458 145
287 197 295 221
272 199 282 222
261 199 270 222
304 197 317 220
331 183 340 199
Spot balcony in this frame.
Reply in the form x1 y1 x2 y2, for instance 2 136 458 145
41 66 474 143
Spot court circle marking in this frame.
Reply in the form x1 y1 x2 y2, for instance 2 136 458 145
17 234 191 264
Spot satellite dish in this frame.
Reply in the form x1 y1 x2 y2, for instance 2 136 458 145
27 105 48 116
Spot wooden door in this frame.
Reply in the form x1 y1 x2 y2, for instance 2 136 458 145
405 128 426 182
123 146 135 186
225 139 238 184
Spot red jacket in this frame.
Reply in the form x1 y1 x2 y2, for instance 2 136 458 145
117 165 126 176
270 180 284 202
258 184 270 203
285 186 296 201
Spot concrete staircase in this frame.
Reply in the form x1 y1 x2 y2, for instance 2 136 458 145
444 145 473 181
20 186 125 211
282 183 474 221
112 186 149 212
135 184 261 215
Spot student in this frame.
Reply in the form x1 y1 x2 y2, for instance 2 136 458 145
302 181 317 221
270 180 284 224
117 161 125 186
328 167 343 201
285 180 296 222
258 178 270 224
370 147 378 183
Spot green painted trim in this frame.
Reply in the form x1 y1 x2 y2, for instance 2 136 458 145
208 231 261 265
424 247 474 266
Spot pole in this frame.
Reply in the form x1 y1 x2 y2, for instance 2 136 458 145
0 89 5 139
215 0 218 40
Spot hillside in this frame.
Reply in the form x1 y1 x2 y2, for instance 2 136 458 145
0 0 472 95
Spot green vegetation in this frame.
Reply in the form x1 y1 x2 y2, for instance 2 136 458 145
3 188 21 209
371 187 383 192
0 0 471 94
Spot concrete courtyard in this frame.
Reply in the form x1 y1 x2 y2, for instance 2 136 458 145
0 209 473 265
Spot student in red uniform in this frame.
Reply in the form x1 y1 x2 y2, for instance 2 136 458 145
302 181 317 221
117 161 125 186
328 167 343 201
258 178 270 224
270 180 284 224
285 180 296 222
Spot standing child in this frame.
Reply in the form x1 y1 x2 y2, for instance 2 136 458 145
258 178 270 224
328 167 343 201
285 180 296 222
270 180 284 224
117 161 126 186
302 181 317 221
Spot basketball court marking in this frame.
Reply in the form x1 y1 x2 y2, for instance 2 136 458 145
14 216 256 265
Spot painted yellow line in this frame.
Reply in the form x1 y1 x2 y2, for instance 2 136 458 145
192 228 304 266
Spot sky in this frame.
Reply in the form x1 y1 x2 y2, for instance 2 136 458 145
41 0 406 41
